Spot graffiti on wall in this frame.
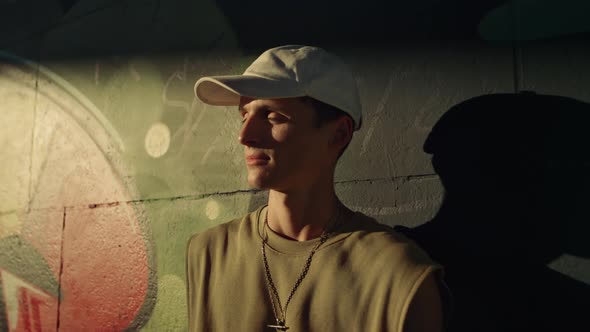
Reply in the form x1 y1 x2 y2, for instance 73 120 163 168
0 47 257 330
0 54 156 331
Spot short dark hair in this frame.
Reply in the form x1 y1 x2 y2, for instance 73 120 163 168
301 96 353 160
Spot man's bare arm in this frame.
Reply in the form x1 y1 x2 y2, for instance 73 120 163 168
403 274 444 332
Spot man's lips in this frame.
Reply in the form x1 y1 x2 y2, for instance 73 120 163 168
246 153 270 161
246 153 270 165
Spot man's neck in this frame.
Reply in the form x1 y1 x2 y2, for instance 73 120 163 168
266 185 352 242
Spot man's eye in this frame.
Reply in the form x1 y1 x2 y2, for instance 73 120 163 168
267 113 284 122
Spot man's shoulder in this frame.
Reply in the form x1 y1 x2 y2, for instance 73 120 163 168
348 212 417 246
187 206 262 252
347 212 437 265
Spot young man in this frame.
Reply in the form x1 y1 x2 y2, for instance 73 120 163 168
187 45 447 331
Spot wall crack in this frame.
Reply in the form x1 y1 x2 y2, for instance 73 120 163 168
55 206 66 331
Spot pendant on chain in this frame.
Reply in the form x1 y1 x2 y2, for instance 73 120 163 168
268 319 289 331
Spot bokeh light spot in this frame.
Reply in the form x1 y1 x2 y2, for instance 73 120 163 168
205 200 220 220
145 122 170 158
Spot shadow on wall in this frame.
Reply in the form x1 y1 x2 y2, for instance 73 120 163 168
395 92 590 332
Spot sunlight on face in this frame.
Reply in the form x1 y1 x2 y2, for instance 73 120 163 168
238 97 335 192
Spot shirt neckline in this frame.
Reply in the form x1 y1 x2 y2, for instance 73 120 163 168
254 204 358 255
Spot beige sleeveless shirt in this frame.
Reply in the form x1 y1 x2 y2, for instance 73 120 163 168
187 204 444 331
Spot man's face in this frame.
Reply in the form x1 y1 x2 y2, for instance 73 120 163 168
238 97 334 191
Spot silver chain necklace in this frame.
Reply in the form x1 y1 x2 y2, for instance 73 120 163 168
261 205 342 332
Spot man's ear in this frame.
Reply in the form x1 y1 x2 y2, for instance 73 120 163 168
332 115 353 145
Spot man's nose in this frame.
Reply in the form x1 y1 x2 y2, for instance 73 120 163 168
238 115 264 146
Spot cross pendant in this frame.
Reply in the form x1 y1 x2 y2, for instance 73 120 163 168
267 319 289 331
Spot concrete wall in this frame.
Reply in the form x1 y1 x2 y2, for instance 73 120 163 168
1 0 589 331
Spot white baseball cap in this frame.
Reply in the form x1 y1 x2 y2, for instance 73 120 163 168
194 45 363 130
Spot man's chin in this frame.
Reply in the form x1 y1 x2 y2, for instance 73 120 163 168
246 176 271 190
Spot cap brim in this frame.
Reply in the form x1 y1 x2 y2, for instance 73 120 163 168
194 75 304 106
